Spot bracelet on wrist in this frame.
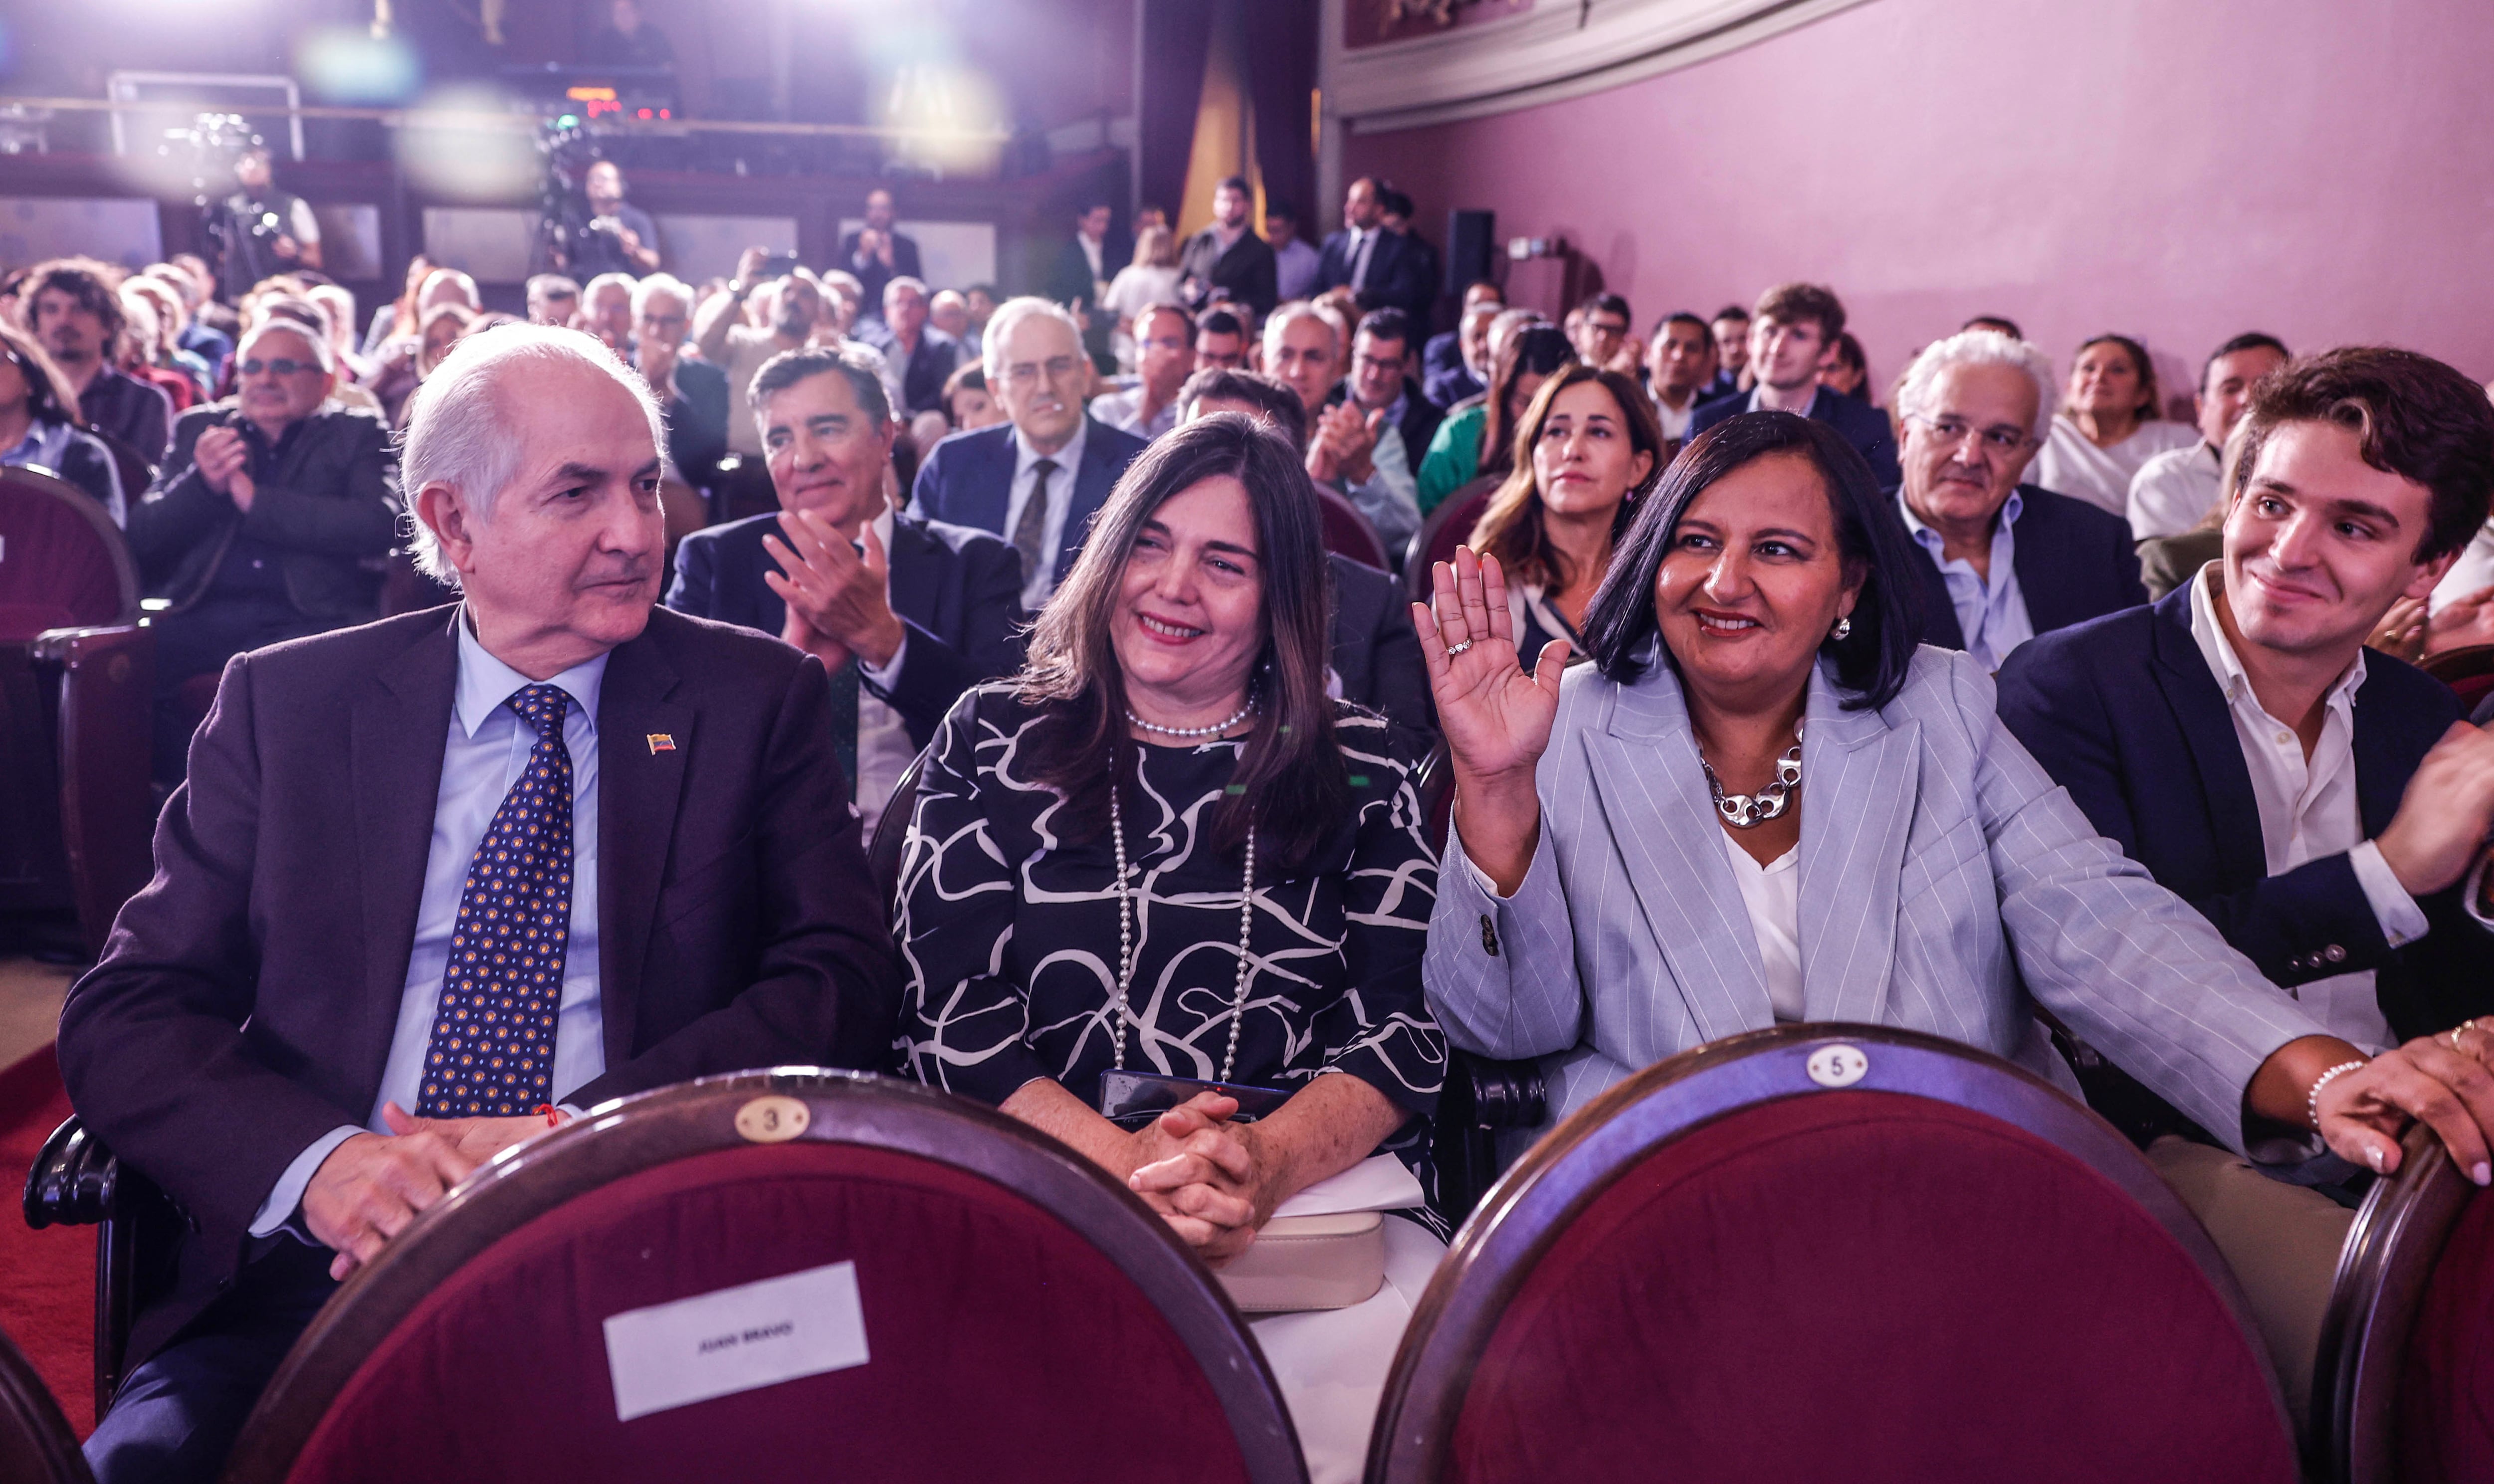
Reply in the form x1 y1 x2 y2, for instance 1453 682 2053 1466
2307 1059 2369 1133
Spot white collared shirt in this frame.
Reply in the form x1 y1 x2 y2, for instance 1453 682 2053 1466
252 616 613 1235
1899 488 2035 672
850 504 914 816
2127 440 2224 541
2188 564 2421 1051
1650 389 1695 441
1003 417 1089 610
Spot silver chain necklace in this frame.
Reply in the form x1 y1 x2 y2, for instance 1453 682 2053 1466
1698 720 1806 829
1123 700 1255 739
1107 782 1257 1082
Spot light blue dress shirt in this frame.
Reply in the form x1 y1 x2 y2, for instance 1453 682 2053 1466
1899 488 2035 672
250 618 610 1237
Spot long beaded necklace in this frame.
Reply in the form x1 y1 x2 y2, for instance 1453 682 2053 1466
1107 778 1258 1083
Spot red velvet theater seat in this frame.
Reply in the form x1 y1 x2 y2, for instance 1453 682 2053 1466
223 1072 1305 1484
0 465 137 640
0 1323 91 1484
1370 1024 2299 1484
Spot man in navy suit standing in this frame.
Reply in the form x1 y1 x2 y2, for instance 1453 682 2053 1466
1886 329 2146 668
1316 177 1429 323
911 297 1149 612
669 344 1023 813
1686 283 1898 486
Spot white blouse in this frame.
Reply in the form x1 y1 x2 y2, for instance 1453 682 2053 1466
1719 835 1804 1022
2030 414 2199 518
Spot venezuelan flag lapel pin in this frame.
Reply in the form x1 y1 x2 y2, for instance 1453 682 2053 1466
646 733 676 754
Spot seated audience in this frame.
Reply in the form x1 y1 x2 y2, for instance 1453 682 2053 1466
1417 321 1573 515
943 362 1003 431
1265 301 1417 555
1178 176 1279 318
248 294 382 419
1427 299 1500 411
113 288 195 414
0 319 126 521
1100 225 1184 373
1263 198 1322 303
2031 333 2200 514
65 325 899 1484
1703 303 1752 399
145 263 231 382
862 275 961 417
912 296 1150 611
301 283 372 387
2138 500 2228 603
526 273 581 327
1996 347 2494 1415
898 413 1445 1476
630 274 726 490
2128 333 2292 540
129 317 400 777
1193 305 1249 372
1688 283 1900 487
25 257 173 464
1323 307 1442 523
124 276 214 402
668 345 1024 812
929 288 979 360
1089 301 1193 441
360 254 434 358
1890 330 2146 668
1820 331 1871 402
695 250 830 467
1467 364 1663 663
1418 405 2494 1421
1644 311 1718 445
1571 292 1638 376
1179 366 1435 742
578 272 637 353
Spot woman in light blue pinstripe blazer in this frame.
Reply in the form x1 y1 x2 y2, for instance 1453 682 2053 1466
1417 410 2494 1184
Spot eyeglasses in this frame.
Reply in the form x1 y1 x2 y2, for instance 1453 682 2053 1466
1907 413 2029 456
238 357 321 377
1001 356 1081 388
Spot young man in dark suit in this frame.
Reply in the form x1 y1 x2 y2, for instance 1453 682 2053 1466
1886 329 2146 668
911 298 1149 612
62 326 900 1484
1685 284 1897 486
1316 177 1431 324
668 344 1023 812
1995 349 2494 1420
1177 177 1278 320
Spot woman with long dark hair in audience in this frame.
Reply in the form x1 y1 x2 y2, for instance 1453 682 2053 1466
0 319 126 522
1419 409 2494 1208
897 413 1447 1480
1466 362 1665 665
2031 332 2196 514
1416 322 1575 514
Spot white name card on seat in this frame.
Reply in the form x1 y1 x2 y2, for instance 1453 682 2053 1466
603 1260 870 1421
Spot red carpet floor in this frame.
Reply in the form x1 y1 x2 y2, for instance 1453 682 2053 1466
0 1045 97 1437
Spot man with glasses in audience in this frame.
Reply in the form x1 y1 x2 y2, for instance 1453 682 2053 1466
1888 328 2146 668
911 297 1148 610
1089 301 1193 441
1571 292 1636 375
128 318 400 779
1997 347 2494 1422
1686 282 1899 485
1193 305 1248 372
630 273 726 492
1268 302 1419 555
1322 306 1440 545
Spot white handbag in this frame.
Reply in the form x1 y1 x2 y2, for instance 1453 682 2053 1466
1214 1155 1424 1313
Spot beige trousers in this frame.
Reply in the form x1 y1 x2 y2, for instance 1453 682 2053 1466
2147 1134 2354 1435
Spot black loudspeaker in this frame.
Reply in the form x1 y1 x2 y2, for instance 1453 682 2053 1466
1446 208 1494 295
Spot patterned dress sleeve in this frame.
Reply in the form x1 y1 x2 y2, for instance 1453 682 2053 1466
896 690 1049 1104
1309 718 1446 1117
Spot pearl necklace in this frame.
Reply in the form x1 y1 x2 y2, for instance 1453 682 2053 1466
1699 720 1806 829
1108 782 1257 1083
1124 700 1254 739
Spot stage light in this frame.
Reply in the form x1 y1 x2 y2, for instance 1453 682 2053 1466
296 26 420 104
396 85 539 201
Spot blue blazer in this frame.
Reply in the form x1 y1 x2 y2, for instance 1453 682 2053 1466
664 355 730 487
665 510 1027 751
908 418 1149 593
1687 385 1901 489
1996 587 2491 1042
1425 646 2323 1147
1891 483 2147 651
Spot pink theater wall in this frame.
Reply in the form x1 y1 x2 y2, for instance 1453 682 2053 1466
1343 0 2494 396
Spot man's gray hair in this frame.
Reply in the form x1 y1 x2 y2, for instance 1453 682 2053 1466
883 275 929 305
401 324 664 585
583 271 638 302
1261 300 1340 359
980 295 1082 381
1894 329 2058 444
630 272 693 318
237 317 334 375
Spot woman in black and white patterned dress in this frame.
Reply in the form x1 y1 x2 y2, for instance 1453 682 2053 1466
898 413 1445 1264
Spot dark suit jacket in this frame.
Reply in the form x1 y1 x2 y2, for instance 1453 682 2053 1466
128 402 402 621
909 418 1150 594
1890 483 2148 652
1421 331 1482 410
1178 227 1278 319
838 229 923 323
1316 228 1434 322
662 355 729 488
1322 377 1444 479
55 604 901 1368
1686 384 1900 489
861 326 963 417
1996 588 2490 1043
666 510 1027 750
1329 554 1432 743
82 364 175 465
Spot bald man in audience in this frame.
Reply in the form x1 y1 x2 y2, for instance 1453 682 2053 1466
64 325 898 1484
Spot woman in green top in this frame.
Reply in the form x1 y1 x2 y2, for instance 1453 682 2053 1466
1417 323 1576 514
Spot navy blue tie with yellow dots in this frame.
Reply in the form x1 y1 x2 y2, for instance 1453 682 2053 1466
416 683 575 1118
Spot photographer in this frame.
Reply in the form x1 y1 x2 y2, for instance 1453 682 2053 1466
212 147 321 302
566 161 661 278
